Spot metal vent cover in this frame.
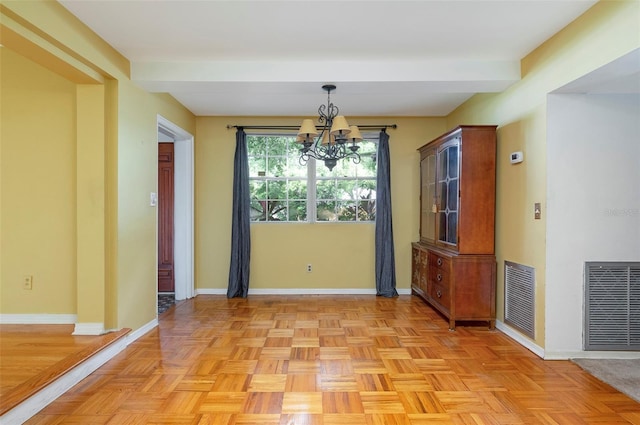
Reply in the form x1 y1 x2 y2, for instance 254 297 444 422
584 262 640 351
504 261 535 339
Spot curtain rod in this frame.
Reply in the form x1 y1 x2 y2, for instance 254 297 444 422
226 124 397 131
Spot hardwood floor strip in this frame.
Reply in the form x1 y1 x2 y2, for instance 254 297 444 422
0 327 130 415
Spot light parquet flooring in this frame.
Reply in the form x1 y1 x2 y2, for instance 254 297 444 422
0 325 96 396
0 325 130 416
24 295 640 424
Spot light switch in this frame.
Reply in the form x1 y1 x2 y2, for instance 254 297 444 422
150 192 158 207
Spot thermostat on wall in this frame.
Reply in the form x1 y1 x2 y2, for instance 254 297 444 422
510 151 524 164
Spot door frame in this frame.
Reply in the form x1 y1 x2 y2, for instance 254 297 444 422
157 115 194 301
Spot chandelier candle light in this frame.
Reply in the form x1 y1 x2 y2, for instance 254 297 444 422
297 84 363 170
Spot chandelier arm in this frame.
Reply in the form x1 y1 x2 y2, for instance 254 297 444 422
318 104 328 124
329 103 339 120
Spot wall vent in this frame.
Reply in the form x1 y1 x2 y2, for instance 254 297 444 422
504 261 535 339
584 262 640 351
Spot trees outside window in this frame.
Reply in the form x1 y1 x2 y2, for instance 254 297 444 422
248 134 377 222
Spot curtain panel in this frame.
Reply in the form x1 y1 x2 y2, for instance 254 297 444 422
375 130 398 297
227 128 251 298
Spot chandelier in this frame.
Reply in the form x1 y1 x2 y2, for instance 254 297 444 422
297 84 363 171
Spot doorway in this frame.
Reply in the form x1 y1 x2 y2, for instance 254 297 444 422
158 142 175 294
157 115 194 310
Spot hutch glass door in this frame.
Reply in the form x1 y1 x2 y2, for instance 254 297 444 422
436 139 459 246
420 149 437 242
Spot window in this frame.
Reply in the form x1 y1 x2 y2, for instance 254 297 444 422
248 134 377 222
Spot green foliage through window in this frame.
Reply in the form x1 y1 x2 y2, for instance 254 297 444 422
248 134 377 222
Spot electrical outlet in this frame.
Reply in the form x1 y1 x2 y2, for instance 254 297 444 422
534 202 541 220
23 275 33 290
307 264 312 272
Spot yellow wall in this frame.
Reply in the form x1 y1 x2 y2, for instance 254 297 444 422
446 0 640 348
195 116 446 293
76 84 106 324
1 1 196 332
0 47 77 314
114 81 194 330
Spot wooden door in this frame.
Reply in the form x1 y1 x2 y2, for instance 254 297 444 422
158 143 174 292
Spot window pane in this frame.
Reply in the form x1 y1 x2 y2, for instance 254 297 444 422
248 137 266 155
288 201 307 221
359 180 377 200
267 157 287 177
248 156 266 177
267 180 287 200
357 155 377 177
316 180 336 199
315 143 377 222
270 203 287 221
336 180 358 201
358 201 376 221
337 201 357 221
317 201 337 221
287 140 303 156
288 180 307 200
287 158 307 178
249 180 266 200
250 200 266 221
358 139 377 154
266 136 288 156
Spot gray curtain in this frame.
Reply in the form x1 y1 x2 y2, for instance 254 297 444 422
227 128 251 298
375 130 398 297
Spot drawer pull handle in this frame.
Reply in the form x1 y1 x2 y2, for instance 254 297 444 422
437 274 442 281
437 258 443 266
436 290 442 298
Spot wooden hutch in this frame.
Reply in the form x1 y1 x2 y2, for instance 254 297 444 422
412 125 497 330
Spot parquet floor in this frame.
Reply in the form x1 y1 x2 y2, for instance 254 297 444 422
24 295 640 424
0 325 96 397
0 325 130 416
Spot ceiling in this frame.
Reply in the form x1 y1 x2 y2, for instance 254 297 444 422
59 0 604 117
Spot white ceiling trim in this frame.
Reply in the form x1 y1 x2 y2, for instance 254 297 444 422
131 59 520 83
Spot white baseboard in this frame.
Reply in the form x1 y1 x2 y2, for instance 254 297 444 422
544 350 640 360
196 288 226 295
495 320 545 358
72 322 106 336
0 314 77 324
196 288 412 295
494 321 640 360
128 318 158 342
